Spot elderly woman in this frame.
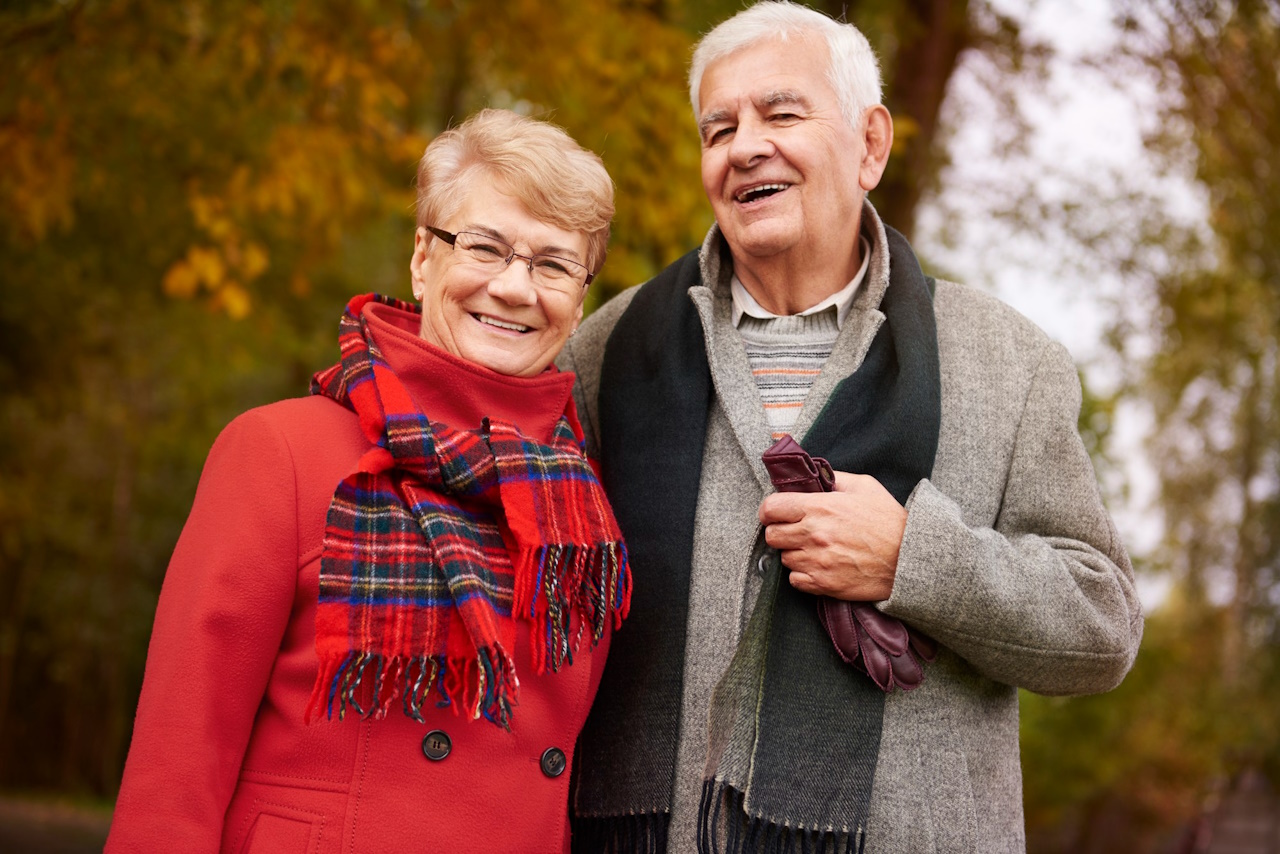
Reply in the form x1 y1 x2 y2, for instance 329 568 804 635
106 109 629 853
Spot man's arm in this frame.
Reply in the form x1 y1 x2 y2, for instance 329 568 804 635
891 338 1141 695
760 338 1142 696
759 472 904 601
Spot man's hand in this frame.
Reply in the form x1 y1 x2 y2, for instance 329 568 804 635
758 471 907 602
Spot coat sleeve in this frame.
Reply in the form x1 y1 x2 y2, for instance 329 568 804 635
106 408 300 852
884 339 1143 696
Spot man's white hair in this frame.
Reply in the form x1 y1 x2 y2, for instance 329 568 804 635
688 0 883 130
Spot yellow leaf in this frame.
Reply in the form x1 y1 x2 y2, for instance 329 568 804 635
162 261 199 298
190 194 215 230
217 281 252 319
241 241 269 281
188 246 226 288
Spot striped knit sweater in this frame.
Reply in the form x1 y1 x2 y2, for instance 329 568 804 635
737 308 842 439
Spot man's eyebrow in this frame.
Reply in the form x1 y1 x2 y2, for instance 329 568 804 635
698 90 813 137
698 108 731 137
760 89 810 110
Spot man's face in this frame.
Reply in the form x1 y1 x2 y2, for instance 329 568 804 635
697 36 868 266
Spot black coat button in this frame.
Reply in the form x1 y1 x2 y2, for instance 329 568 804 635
422 730 452 761
540 746 567 778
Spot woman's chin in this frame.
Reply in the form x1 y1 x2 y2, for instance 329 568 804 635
456 338 558 378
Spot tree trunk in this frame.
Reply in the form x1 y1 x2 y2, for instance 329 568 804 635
0 551 34 778
876 0 971 240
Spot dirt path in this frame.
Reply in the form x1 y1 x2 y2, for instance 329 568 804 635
0 795 111 854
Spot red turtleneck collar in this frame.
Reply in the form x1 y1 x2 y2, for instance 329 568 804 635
361 299 576 444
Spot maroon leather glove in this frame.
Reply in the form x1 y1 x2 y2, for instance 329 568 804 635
762 435 937 692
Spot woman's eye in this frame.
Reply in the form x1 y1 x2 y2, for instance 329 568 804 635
472 242 506 257
535 258 572 276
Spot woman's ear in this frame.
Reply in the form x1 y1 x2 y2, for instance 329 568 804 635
410 227 431 300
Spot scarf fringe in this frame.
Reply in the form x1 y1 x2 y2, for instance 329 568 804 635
516 542 632 674
306 645 519 730
571 811 669 854
696 780 866 854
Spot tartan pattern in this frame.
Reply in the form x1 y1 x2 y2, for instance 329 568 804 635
307 294 629 729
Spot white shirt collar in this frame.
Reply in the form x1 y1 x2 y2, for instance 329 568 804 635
729 236 872 329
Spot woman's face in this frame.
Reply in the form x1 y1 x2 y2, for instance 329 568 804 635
410 182 589 377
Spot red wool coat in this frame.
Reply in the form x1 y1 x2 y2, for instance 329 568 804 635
107 302 611 854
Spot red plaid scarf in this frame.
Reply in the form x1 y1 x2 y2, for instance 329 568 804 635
306 294 629 729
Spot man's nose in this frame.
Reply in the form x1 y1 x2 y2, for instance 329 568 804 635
727 117 775 167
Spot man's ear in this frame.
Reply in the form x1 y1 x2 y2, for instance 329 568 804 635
858 105 894 192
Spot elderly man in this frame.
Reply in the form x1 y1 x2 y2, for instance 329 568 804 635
559 2 1143 852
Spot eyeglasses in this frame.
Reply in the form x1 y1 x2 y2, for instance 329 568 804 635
426 226 594 293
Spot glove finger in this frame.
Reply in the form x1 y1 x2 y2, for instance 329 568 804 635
818 599 862 666
909 629 938 663
851 603 909 656
855 622 893 692
888 649 925 691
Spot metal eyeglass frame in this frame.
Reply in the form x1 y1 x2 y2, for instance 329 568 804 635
425 226 594 287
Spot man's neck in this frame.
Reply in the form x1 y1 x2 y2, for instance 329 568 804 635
730 221 864 315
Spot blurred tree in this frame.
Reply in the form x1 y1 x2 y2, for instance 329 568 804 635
843 0 1046 241
1015 1 1280 850
1 0 443 793
0 0 1046 799
1021 592 1280 853
1120 0 1280 671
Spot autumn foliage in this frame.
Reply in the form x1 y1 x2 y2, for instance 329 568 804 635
2 1 1278 849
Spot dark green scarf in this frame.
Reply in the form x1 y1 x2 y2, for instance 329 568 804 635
573 226 940 854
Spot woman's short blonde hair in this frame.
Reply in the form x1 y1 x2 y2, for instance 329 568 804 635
415 109 615 275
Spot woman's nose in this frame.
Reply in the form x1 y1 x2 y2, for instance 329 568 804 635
486 258 539 306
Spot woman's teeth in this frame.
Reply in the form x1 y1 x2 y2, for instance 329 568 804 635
476 314 530 333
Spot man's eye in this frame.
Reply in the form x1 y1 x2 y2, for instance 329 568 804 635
706 127 734 144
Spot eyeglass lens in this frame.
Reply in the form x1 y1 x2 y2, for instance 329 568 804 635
454 232 587 291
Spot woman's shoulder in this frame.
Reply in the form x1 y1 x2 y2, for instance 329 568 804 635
202 396 370 550
207 396 367 487
235 393 353 427
221 395 360 448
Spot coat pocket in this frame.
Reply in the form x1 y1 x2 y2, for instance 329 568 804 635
233 801 326 854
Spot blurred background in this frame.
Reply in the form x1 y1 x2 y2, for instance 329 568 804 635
2 0 1278 851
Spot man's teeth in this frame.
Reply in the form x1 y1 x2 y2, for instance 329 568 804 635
736 183 788 202
476 314 530 333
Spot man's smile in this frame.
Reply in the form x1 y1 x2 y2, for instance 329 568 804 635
734 182 792 204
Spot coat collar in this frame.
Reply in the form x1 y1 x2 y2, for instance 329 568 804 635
688 199 894 488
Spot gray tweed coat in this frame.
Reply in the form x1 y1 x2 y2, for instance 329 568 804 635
557 202 1143 853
